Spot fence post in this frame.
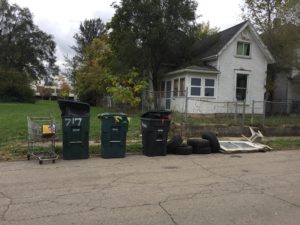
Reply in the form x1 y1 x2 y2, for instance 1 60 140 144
184 87 188 122
234 101 237 123
263 100 266 127
242 100 246 131
226 102 229 118
251 100 255 125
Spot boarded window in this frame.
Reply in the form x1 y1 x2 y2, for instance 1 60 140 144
179 78 185 96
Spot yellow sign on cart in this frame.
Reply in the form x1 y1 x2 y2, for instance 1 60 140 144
42 124 56 135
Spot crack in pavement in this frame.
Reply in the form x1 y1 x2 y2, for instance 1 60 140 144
4 201 161 222
158 202 178 225
192 159 300 209
0 191 13 221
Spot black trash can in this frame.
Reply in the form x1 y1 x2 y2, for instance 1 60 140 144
141 111 171 156
98 113 128 158
58 100 90 160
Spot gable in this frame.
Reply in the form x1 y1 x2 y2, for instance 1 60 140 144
191 21 275 64
191 21 248 60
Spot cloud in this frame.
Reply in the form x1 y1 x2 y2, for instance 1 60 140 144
9 0 243 73
9 0 117 72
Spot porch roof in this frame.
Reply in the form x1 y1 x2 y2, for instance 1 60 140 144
166 65 219 76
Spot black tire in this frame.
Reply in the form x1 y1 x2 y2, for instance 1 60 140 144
39 160 43 165
193 146 211 154
27 155 30 160
202 132 220 153
167 135 183 154
173 144 192 155
187 138 210 148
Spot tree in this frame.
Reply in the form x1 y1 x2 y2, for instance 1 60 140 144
0 68 35 102
241 0 300 96
74 37 111 105
0 0 58 80
108 0 198 91
59 81 71 99
0 0 58 102
72 18 106 58
65 18 106 83
107 69 148 108
74 35 147 107
193 21 219 41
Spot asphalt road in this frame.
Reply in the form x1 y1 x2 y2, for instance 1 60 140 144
0 150 300 225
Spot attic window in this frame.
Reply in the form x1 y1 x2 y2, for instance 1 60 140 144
237 42 250 56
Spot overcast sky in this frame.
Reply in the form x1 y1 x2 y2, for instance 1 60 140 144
9 0 243 71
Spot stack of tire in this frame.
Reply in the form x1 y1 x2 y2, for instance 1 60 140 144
167 131 220 155
167 135 192 155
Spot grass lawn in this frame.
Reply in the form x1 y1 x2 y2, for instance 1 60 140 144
262 138 300 150
0 100 142 159
0 100 299 160
0 100 141 141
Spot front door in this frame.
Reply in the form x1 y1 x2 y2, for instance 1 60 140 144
166 81 171 110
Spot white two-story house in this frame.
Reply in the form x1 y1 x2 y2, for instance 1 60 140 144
159 21 275 115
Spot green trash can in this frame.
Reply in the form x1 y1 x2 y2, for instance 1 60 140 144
99 113 128 158
58 100 90 160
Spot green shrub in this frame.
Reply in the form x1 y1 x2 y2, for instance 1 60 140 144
0 69 35 103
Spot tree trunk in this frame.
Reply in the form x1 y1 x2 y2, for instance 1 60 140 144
146 71 155 110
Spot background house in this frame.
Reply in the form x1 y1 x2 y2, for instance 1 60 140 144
272 49 300 114
32 75 75 100
158 21 274 115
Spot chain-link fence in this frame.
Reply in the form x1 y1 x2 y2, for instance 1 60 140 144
141 90 300 127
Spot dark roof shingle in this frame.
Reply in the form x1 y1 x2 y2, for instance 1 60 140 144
192 21 248 59
184 65 218 72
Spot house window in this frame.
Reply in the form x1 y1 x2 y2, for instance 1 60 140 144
204 79 215 97
179 78 185 96
160 81 165 97
237 42 250 56
236 74 248 101
190 78 201 96
173 79 178 97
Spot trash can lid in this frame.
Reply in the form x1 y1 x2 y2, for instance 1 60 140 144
141 111 171 119
58 100 90 116
98 112 127 118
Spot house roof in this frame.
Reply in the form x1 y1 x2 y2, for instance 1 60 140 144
166 65 219 76
192 21 275 63
192 21 248 60
184 65 219 72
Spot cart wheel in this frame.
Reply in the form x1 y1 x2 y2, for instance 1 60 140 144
27 155 30 160
39 160 43 165
52 159 55 164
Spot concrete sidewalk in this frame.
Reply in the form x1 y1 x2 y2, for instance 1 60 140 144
0 150 300 225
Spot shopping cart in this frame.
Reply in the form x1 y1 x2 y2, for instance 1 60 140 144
27 116 58 164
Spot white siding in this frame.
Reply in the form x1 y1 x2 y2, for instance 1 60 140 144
162 27 270 115
216 27 268 114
